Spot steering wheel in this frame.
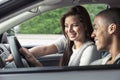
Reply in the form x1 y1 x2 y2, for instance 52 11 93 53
0 44 11 68
7 36 29 68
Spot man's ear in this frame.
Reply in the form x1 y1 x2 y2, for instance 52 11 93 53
108 23 116 34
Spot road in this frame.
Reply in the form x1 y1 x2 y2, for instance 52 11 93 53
16 34 63 46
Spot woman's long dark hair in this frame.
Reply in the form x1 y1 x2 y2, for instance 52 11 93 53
59 5 93 66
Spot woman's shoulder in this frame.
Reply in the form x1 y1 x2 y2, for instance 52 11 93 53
83 41 99 56
58 35 66 41
80 40 97 53
84 40 95 47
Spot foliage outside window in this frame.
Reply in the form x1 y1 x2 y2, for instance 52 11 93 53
19 4 106 34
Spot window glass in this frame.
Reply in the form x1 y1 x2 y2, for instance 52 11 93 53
83 4 107 23
16 4 107 46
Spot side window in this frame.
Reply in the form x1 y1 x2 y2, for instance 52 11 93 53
16 8 68 46
15 4 107 46
83 4 107 23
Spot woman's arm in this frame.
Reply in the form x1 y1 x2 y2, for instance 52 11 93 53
5 44 58 62
29 44 58 57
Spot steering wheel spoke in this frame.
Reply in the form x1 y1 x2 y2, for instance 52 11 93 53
7 36 25 68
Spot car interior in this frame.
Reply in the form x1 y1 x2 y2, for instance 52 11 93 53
0 0 119 67
0 0 120 80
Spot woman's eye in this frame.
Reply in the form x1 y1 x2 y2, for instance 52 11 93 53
73 24 79 27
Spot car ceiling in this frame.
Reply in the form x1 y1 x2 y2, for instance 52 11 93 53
0 0 119 22
0 0 44 19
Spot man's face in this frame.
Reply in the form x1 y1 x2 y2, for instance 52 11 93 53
91 16 111 51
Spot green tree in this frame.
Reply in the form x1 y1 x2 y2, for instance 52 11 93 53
19 4 106 34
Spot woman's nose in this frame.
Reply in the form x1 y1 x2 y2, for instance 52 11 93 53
68 26 73 32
